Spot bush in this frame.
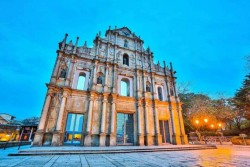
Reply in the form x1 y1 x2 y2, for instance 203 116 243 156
231 136 250 145
222 130 240 136
200 131 217 136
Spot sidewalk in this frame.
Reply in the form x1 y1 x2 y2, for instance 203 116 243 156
0 145 31 157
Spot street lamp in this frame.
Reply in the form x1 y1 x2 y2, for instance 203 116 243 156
204 118 208 123
211 124 214 128
195 120 199 125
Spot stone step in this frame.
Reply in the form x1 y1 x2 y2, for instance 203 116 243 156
8 145 217 156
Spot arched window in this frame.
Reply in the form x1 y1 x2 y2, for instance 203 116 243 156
123 54 129 66
158 87 163 101
146 81 151 92
121 78 130 96
76 73 86 90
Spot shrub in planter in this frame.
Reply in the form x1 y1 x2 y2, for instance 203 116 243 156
231 136 250 145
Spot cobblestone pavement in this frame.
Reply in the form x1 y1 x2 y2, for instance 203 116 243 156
0 145 249 167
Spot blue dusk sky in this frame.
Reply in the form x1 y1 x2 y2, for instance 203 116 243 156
0 1 250 120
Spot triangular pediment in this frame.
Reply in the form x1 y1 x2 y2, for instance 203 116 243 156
114 27 139 39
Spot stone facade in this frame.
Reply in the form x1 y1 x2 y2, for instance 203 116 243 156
33 27 188 146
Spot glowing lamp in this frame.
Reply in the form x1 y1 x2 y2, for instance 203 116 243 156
204 118 208 123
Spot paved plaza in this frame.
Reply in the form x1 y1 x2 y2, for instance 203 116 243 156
0 145 250 167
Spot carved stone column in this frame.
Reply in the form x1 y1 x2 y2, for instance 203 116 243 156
137 100 144 145
109 94 117 146
38 92 52 131
177 103 188 144
104 64 109 92
168 101 181 144
151 75 162 145
136 71 141 98
91 60 98 91
154 106 162 145
112 64 117 93
33 91 53 146
50 54 62 84
84 94 95 146
99 94 108 146
65 57 75 87
52 90 68 146
144 100 153 145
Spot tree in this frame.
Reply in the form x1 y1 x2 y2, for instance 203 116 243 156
177 82 191 94
246 55 250 71
233 74 250 121
212 98 236 130
179 93 216 133
179 93 236 133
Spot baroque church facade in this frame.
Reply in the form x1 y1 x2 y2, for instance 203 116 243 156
33 27 188 146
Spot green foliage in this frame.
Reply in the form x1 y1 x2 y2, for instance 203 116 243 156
233 74 250 120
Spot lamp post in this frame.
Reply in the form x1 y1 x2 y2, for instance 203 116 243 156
194 118 209 143
216 123 223 145
195 120 201 142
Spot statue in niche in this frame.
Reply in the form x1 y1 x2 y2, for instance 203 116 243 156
124 40 128 48
59 68 67 78
146 83 151 92
97 76 102 84
158 88 163 101
170 88 174 96
159 91 163 100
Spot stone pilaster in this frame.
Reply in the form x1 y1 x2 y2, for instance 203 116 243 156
154 106 162 145
109 94 117 146
112 64 118 93
144 100 153 146
84 93 95 146
50 53 62 84
33 90 53 146
65 57 76 87
177 103 188 144
99 94 108 146
91 60 98 91
51 90 68 146
137 100 144 146
104 64 109 92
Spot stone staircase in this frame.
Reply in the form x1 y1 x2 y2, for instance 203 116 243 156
9 145 217 156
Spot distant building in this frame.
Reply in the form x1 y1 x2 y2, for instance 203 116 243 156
33 27 188 146
0 113 38 142
0 113 15 125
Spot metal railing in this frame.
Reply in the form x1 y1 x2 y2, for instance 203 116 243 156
0 141 31 149
189 136 232 144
